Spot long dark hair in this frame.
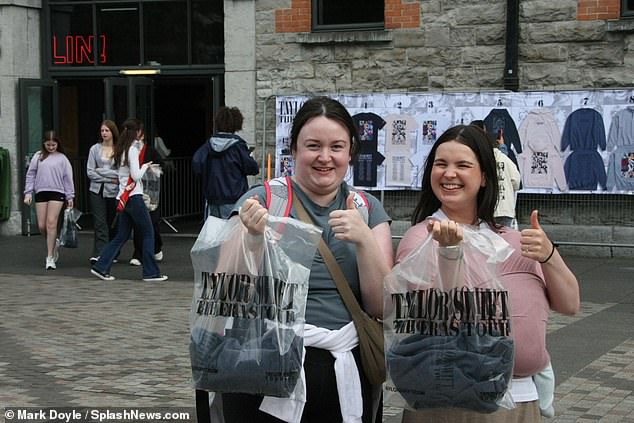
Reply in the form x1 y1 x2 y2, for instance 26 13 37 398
39 130 64 160
100 119 120 144
114 118 144 167
411 124 499 227
290 96 360 161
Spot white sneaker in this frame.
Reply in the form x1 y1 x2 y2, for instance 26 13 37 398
129 258 142 266
46 256 56 270
143 275 168 282
154 251 163 262
90 256 99 265
53 239 60 262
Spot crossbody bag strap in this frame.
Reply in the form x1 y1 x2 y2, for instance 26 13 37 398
124 144 148 188
292 194 367 320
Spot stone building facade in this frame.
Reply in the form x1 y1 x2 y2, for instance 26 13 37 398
222 0 634 254
1 0 633 252
235 0 634 142
0 1 42 235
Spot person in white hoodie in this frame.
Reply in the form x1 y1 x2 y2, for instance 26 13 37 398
471 121 520 227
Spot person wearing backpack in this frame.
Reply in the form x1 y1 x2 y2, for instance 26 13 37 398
192 106 259 219
208 96 393 423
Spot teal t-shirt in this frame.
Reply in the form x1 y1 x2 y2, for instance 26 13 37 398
233 180 391 330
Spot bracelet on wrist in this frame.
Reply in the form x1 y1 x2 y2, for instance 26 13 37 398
539 242 557 264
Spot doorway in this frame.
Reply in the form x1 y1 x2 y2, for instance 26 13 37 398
154 78 216 157
52 75 215 158
19 75 217 233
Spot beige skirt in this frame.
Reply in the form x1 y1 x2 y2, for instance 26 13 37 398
401 400 542 423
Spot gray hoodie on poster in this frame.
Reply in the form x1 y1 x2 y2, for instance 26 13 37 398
607 107 634 150
517 109 568 191
606 145 634 191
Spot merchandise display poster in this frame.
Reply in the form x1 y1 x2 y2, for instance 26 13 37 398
275 90 634 194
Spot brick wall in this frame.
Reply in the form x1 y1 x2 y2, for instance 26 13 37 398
577 0 620 20
275 0 310 33
385 0 421 29
275 0 420 33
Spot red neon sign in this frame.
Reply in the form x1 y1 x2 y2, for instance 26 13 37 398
52 35 107 65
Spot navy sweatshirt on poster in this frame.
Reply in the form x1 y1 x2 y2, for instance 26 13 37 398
561 108 607 190
484 109 522 169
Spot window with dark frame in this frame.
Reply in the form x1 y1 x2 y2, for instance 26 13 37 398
47 0 223 67
312 0 384 32
623 0 634 17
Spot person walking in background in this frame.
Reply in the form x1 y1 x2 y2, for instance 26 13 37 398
91 118 167 282
471 120 520 228
396 125 579 422
23 130 75 270
129 136 164 266
87 120 120 264
216 96 393 422
192 106 259 219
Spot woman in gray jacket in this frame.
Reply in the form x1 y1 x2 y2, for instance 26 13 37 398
87 120 119 263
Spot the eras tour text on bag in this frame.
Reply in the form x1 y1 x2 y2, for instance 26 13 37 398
195 272 298 324
391 287 511 337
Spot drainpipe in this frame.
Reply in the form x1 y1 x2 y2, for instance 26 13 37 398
504 0 520 91
261 95 276 183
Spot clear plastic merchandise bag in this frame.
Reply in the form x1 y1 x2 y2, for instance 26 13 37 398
383 222 516 413
142 164 161 211
58 208 82 248
189 214 322 398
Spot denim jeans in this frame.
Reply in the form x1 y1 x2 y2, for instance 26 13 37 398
93 195 161 278
132 208 163 261
89 191 117 257
206 202 235 219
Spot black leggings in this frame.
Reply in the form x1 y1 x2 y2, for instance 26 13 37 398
220 346 375 423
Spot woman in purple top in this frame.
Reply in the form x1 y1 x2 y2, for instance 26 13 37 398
23 130 75 270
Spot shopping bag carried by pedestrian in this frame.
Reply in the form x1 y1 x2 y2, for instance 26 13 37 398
189 213 322 398
383 211 516 413
142 164 161 211
58 208 82 248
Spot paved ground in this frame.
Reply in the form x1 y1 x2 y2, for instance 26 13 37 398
0 228 632 423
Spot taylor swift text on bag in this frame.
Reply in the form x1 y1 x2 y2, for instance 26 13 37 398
383 219 516 413
189 214 321 398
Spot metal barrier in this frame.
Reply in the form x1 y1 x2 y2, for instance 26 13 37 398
70 157 204 232
69 156 634 244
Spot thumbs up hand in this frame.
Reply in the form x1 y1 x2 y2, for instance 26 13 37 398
520 210 554 263
328 193 369 243
346 192 356 211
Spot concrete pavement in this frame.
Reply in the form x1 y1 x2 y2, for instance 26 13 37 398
0 230 632 422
